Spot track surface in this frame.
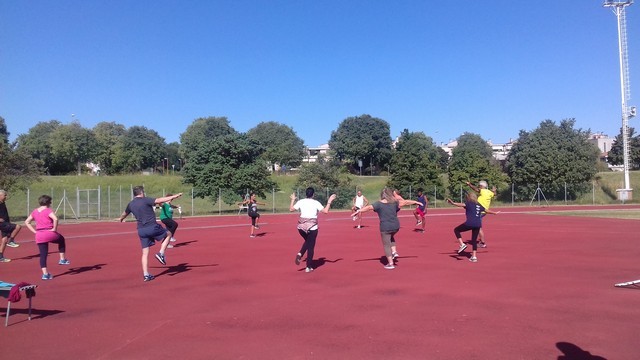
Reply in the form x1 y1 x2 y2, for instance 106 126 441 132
1 205 639 359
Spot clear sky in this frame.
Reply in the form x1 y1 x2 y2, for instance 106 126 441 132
1 1 638 147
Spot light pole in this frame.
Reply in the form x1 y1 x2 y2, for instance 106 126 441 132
172 164 175 175
164 158 168 175
604 0 635 201
178 158 182 170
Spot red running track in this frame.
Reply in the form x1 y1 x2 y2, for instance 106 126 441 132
1 205 639 359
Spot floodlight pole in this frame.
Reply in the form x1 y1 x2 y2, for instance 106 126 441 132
604 0 635 200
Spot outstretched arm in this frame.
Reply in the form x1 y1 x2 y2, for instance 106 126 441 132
351 204 373 218
446 198 465 208
155 193 183 205
321 194 337 214
399 199 422 208
466 181 480 193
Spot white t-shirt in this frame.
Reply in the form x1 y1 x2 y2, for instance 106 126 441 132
293 198 325 230
354 195 365 208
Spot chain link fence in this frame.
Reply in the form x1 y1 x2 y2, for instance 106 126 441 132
3 180 632 222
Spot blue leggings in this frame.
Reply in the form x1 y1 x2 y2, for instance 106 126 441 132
38 237 66 268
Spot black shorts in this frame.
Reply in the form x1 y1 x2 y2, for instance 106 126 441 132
0 222 17 238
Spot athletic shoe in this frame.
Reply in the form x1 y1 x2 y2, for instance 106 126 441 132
383 264 395 270
479 242 487 248
155 252 166 265
170 237 177 242
6 240 19 248
249 234 256 238
352 216 357 221
41 273 53 280
167 244 174 248
392 252 399 259
469 256 478 263
58 259 70 265
143 274 155 282
295 253 302 265
416 220 422 226
305 267 314 273
457 244 467 254
357 225 361 229
254 225 260 229
0 257 11 263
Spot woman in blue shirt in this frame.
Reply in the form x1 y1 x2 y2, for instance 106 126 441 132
446 192 498 262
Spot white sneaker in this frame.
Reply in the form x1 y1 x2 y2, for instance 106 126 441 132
392 252 399 259
170 237 176 242
469 256 478 263
457 244 467 254
305 267 314 273
384 264 395 270
167 244 174 248
352 216 357 221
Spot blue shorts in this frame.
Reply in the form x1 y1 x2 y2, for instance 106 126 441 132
137 223 168 249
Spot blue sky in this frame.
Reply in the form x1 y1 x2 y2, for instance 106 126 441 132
1 1 637 147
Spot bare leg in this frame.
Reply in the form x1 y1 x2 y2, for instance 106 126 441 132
141 247 150 275
159 234 171 254
0 236 7 254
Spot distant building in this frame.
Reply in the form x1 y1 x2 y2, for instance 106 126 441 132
588 132 616 163
438 139 515 162
303 144 330 163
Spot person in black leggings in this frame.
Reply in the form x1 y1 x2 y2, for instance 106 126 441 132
289 187 336 273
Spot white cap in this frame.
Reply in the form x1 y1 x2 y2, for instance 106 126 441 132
479 181 488 188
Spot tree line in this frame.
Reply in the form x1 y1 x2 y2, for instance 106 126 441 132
1 114 637 206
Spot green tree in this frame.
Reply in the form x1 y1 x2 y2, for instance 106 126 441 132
387 130 443 198
447 133 509 199
0 118 8 145
608 127 640 170
506 119 600 200
112 126 167 173
93 122 126 175
180 117 236 163
435 147 450 172
165 142 181 174
181 133 276 206
246 121 305 172
49 121 96 175
15 120 63 174
0 117 42 190
295 155 352 208
329 114 393 173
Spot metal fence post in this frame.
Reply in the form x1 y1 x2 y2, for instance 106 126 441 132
434 185 437 208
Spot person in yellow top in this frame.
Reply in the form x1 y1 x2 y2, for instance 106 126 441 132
466 180 496 248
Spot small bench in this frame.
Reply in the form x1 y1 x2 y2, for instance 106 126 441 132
0 281 37 326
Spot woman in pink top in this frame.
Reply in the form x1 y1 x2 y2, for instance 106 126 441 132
24 195 69 280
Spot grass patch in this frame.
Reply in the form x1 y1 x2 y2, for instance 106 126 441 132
531 209 640 220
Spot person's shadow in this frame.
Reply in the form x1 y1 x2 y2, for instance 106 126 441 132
155 262 219 277
171 240 197 248
556 342 607 360
57 263 107 276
